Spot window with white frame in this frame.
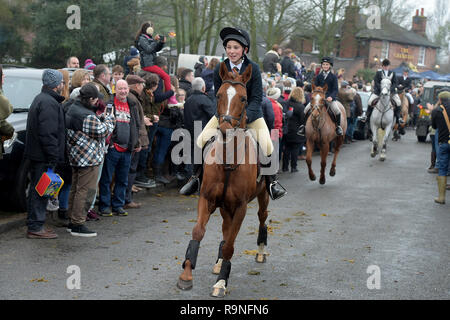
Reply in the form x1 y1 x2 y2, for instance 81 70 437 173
312 39 320 53
418 46 426 65
381 41 389 59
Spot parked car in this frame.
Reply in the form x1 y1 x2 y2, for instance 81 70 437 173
0 67 44 211
353 91 370 140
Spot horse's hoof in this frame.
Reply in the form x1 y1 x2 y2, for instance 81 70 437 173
211 280 227 298
255 253 267 263
319 177 326 185
177 278 193 291
371 152 376 158
330 168 336 176
211 287 226 298
309 175 316 181
379 155 386 161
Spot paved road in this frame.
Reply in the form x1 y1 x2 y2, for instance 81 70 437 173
0 130 448 300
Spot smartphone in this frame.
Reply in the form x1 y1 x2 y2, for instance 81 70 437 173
106 103 113 114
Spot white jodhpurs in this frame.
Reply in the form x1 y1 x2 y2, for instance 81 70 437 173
304 100 341 116
196 116 274 157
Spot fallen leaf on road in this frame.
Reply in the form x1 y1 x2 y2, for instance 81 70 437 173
248 270 260 275
343 259 355 263
30 278 48 283
243 250 258 256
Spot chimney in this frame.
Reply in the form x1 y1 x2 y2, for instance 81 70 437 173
412 8 427 38
339 0 359 58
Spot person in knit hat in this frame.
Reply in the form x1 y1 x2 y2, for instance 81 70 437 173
84 59 96 71
24 69 66 239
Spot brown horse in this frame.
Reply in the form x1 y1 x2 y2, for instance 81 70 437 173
177 62 270 298
305 84 347 184
392 88 409 141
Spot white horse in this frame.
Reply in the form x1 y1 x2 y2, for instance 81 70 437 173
370 75 395 161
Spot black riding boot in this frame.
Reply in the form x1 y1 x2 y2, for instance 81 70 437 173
365 105 374 137
179 164 203 195
261 162 287 200
334 114 343 136
297 110 311 136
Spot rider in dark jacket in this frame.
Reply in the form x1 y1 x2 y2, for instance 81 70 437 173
179 27 286 200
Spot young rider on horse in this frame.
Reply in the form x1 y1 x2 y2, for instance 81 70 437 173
179 27 287 200
298 57 343 136
364 59 403 129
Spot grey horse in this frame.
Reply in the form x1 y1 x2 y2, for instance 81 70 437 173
370 75 395 161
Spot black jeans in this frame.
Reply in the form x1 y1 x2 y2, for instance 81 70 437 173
27 161 50 232
283 142 301 170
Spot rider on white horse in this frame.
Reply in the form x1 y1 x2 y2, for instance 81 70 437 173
365 59 403 130
298 56 343 136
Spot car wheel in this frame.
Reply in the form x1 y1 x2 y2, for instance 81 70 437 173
11 159 31 212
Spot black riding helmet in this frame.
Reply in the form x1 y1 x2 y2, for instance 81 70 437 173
321 56 333 66
220 27 250 53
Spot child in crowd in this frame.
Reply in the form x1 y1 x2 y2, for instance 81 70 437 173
111 65 124 94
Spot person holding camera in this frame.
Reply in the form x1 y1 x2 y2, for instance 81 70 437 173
65 83 115 236
135 22 175 104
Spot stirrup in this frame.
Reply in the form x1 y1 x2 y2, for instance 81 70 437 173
269 181 287 200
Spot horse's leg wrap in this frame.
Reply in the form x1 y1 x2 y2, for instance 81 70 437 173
183 240 200 270
257 225 268 246
216 259 232 286
216 240 226 262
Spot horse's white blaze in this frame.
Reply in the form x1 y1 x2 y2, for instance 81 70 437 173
226 86 236 115
314 94 321 105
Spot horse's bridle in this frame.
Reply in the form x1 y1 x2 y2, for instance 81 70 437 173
217 79 248 129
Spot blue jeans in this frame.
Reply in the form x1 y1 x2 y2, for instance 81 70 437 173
99 148 132 211
58 183 71 210
138 123 159 172
27 161 49 232
126 150 140 204
435 129 440 169
437 143 450 177
347 117 356 139
152 126 174 167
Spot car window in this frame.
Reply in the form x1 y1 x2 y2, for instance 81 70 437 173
3 75 42 110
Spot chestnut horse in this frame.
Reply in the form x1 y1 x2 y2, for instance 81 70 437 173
177 62 270 298
305 84 347 184
392 87 409 141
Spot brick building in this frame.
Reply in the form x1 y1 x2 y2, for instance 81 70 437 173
290 1 439 79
